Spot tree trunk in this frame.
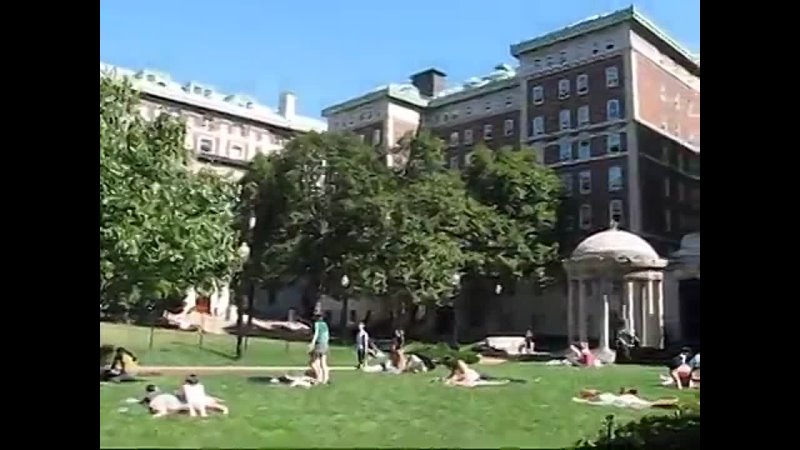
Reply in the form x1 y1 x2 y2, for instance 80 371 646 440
244 282 256 350
338 295 349 338
234 289 245 359
301 274 321 319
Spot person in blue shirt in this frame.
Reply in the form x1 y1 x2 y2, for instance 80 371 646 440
308 313 331 384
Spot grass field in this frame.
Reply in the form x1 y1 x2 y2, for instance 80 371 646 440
100 324 700 448
101 322 353 366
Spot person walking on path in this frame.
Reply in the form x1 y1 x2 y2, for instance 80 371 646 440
355 322 370 369
308 313 331 384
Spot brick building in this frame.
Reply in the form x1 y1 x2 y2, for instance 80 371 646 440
321 6 699 339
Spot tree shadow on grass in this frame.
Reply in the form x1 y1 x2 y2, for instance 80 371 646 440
170 342 238 361
246 376 275 384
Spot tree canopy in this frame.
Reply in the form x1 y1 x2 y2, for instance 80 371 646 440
100 76 241 318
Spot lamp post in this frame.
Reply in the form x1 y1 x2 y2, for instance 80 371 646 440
450 272 462 349
338 274 350 335
235 214 257 359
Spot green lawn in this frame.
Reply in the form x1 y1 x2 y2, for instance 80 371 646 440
101 322 353 367
100 362 699 448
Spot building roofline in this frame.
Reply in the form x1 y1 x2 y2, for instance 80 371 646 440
510 6 699 74
100 62 326 133
428 76 518 108
321 86 429 117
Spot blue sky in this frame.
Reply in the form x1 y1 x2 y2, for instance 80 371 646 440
100 0 699 119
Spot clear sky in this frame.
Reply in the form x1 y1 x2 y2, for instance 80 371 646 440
100 0 699 119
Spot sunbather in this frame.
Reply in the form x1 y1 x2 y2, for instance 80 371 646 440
659 347 697 389
440 359 521 387
141 380 228 418
572 387 679 410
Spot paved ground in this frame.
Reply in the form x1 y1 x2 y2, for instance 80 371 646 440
134 365 356 374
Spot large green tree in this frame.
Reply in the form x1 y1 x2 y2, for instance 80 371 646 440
100 76 241 319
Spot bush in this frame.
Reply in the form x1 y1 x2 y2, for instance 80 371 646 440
575 408 700 450
405 342 480 365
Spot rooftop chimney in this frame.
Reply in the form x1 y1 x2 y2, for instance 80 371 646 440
278 91 296 119
410 68 447 98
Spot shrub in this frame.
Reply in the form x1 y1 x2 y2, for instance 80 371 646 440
575 407 700 450
406 342 480 365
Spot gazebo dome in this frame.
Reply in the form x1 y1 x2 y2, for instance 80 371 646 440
571 225 659 261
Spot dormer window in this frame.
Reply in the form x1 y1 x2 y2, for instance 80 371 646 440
193 86 203 95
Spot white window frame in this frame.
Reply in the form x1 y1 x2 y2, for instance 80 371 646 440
608 166 623 191
577 140 591 160
607 133 622 153
532 116 544 136
579 204 592 230
558 79 570 99
579 170 592 194
559 141 572 162
197 136 214 154
559 109 571 131
372 129 382 145
228 143 245 159
561 173 573 197
577 105 590 127
483 124 493 141
532 86 544 105
605 66 619 87
449 131 460 147
576 74 589 95
504 119 514 136
463 129 474 145
606 99 621 121
449 155 460 169
609 199 624 224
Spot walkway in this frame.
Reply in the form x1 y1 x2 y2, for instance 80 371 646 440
135 365 357 374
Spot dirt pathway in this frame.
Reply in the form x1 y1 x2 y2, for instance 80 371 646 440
134 365 356 375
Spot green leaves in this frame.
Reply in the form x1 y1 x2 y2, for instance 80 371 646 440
100 76 240 318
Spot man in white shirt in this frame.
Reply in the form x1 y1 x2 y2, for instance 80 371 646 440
355 322 370 369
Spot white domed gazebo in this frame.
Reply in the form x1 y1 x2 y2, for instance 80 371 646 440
563 223 668 361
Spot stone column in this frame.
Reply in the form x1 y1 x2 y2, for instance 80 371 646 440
578 279 587 343
640 283 648 347
567 279 575 343
626 280 635 336
657 279 665 348
600 294 610 350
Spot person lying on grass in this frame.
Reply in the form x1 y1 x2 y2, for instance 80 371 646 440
361 349 430 374
572 387 679 410
439 359 523 387
140 379 228 418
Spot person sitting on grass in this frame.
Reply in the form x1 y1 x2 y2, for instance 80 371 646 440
569 341 598 367
101 347 140 383
179 374 229 417
659 347 696 390
141 380 228 418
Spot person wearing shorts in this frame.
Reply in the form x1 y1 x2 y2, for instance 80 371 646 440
308 313 331 384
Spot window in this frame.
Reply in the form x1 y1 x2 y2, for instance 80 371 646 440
349 310 357 323
559 141 572 162
579 170 592 194
565 215 575 231
558 79 570 99
559 50 567 64
198 138 214 153
605 66 619 87
577 105 590 127
661 143 670 162
606 99 621 120
678 182 686 202
532 86 544 105
561 173 573 197
449 155 460 169
449 131 459 147
577 74 589 95
609 200 624 224
607 133 622 153
677 152 686 171
465 106 472 116
485 101 492 111
465 152 476 166
483 124 493 140
665 209 672 232
443 113 449 123
690 188 700 209
372 129 382 145
358 134 365 143
229 144 244 159
505 95 513 107
664 177 671 197
532 116 544 136
464 129 474 145
559 109 571 130
451 110 459 121
578 140 591 160
504 119 514 136
579 204 592 230
608 166 623 191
